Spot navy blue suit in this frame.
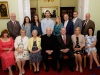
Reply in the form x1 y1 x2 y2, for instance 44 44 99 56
63 20 74 35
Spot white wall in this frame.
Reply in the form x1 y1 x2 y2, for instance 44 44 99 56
89 0 100 34
60 0 78 11
0 0 19 33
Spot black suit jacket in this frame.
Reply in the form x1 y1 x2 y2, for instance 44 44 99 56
41 34 59 54
57 35 73 51
7 20 21 39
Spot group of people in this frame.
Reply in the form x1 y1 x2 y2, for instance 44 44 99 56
0 10 100 75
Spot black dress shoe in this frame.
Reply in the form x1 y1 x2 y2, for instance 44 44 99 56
34 71 37 74
45 68 49 72
69 68 74 72
97 66 100 68
37 71 40 73
52 67 57 71
89 68 92 71
57 68 62 73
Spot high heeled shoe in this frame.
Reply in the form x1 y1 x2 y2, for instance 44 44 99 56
79 67 83 73
37 71 40 73
89 68 92 71
22 71 25 74
33 70 37 74
97 66 100 68
75 66 78 71
19 73 22 75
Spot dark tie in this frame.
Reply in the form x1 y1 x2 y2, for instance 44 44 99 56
13 22 18 28
63 35 66 45
13 22 19 30
83 21 87 28
82 21 87 33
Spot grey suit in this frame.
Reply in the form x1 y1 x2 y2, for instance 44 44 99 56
7 20 21 39
73 18 82 30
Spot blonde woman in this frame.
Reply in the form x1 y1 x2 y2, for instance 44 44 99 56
53 16 63 36
71 27 85 72
28 30 42 73
14 29 29 75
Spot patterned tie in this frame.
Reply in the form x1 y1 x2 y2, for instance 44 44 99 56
13 21 18 28
83 21 87 30
82 21 87 34
63 35 66 45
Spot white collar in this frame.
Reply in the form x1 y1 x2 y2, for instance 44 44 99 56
73 17 78 20
11 20 16 23
65 20 68 22
85 20 89 23
61 35 66 38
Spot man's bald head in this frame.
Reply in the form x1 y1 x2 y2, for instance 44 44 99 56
46 27 52 36
85 13 90 20
10 13 16 21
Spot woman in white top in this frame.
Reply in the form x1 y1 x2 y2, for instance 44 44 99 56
14 29 29 75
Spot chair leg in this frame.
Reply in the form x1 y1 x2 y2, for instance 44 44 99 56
43 63 46 70
84 55 86 68
57 60 59 69
29 61 32 70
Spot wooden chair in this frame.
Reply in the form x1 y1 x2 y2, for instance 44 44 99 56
29 61 32 70
43 55 69 69
43 54 87 69
83 52 99 68
82 53 87 68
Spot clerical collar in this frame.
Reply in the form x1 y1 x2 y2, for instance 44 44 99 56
47 34 51 37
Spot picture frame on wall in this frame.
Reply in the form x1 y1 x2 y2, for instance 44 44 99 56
60 7 75 21
0 1 10 19
40 6 58 18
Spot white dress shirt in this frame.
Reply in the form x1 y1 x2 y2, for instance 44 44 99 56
84 20 89 26
41 18 54 35
73 17 77 24
11 20 16 24
64 20 68 28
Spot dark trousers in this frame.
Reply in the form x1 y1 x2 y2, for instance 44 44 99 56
58 50 75 70
97 48 100 60
42 52 57 70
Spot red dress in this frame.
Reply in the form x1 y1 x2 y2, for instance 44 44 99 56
0 37 15 70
